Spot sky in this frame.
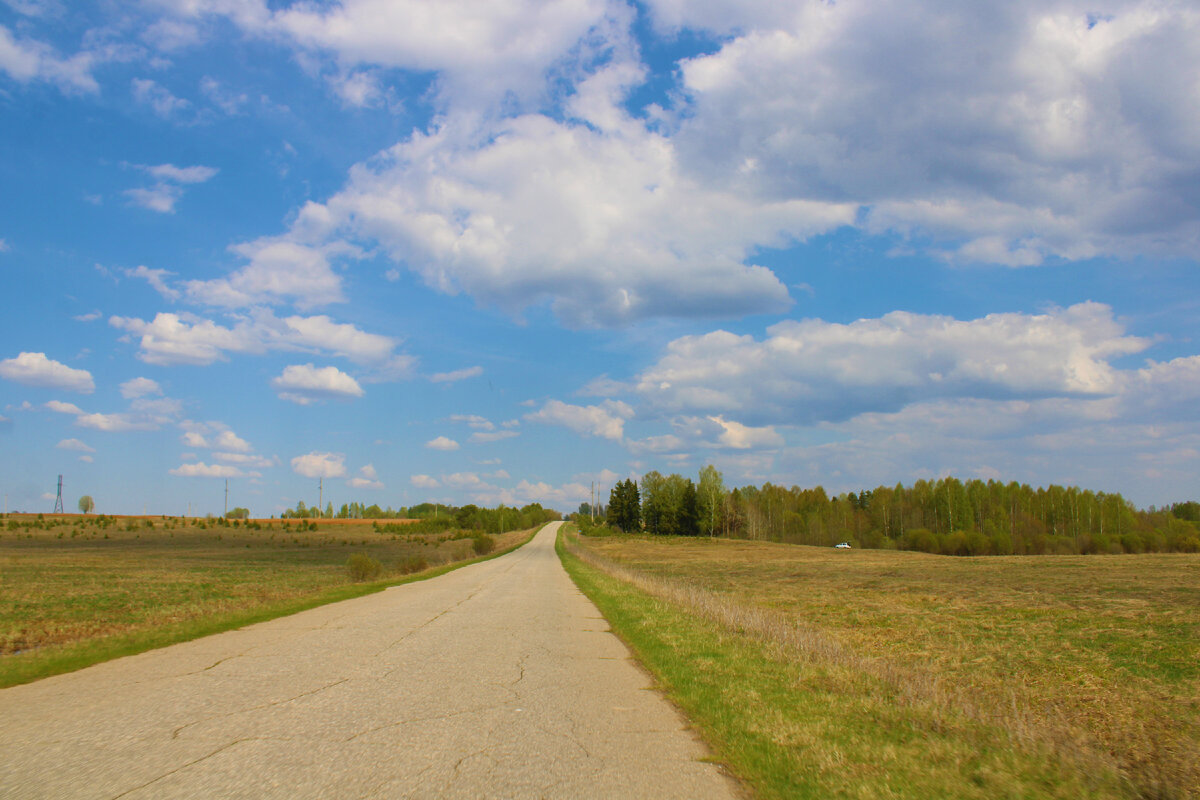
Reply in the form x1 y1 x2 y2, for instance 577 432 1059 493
1 0 1198 516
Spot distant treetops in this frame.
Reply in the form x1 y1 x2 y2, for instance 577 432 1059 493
585 469 1200 556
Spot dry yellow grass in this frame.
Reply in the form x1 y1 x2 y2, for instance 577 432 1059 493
0 515 531 683
571 533 1200 798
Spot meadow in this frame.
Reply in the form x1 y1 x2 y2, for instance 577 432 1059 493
0 513 533 688
562 529 1199 799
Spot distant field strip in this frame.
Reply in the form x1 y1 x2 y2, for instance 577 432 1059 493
563 530 1200 799
0 516 537 688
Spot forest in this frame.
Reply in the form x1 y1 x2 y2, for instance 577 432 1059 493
587 468 1200 556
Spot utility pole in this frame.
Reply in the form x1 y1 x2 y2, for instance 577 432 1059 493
590 482 595 523
318 477 323 518
224 479 228 517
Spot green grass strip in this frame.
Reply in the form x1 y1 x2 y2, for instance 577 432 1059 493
1 526 539 690
557 529 1126 800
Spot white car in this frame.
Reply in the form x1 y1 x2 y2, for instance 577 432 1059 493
834 542 852 549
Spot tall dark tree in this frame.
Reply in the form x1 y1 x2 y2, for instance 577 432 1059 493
608 479 641 532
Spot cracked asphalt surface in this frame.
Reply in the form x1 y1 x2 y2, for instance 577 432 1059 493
0 522 740 799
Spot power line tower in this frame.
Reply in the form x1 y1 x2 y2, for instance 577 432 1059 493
53 474 64 514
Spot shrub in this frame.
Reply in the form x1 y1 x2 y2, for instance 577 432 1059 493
346 553 382 582
901 528 938 553
472 533 495 555
396 555 428 574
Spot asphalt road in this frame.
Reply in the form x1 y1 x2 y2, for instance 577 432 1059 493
0 522 740 799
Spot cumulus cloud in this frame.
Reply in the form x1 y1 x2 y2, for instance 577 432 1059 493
346 463 383 489
56 438 95 453
179 421 253 453
283 111 847 326
634 303 1148 426
184 236 355 309
662 0 1200 264
525 399 633 441
0 352 94 393
170 462 249 478
171 0 611 110
425 436 460 451
410 474 440 489
119 376 162 399
290 451 346 478
109 309 410 372
272 363 364 404
44 400 84 415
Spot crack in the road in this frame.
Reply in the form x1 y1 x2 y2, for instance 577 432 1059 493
170 677 350 740
108 737 254 799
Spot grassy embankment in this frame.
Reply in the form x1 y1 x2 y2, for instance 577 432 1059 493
0 514 538 688
559 527 1199 800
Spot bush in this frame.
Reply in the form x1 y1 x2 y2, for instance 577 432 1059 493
346 553 382 582
472 533 495 555
396 555 428 574
901 528 938 553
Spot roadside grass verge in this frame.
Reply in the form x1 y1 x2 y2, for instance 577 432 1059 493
559 527 1151 799
0 520 539 689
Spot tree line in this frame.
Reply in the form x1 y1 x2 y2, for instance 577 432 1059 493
584 469 1200 556
281 499 560 534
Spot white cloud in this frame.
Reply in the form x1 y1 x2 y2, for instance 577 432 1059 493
75 412 159 432
184 235 353 310
120 377 162 399
431 366 483 384
525 399 633 441
186 0 611 111
78 454 93 463
109 309 411 372
469 430 519 443
145 164 218 184
425 436 460 451
410 474 440 489
0 25 98 93
214 429 251 452
662 0 1200 264
213 452 276 468
45 400 84 415
125 162 217 214
56 438 95 453
0 238 7 252
179 421 253 453
0 352 94 393
125 185 183 214
449 414 494 430
74 310 101 323
143 18 203 52
272 363 364 404
199 76 248 114
290 451 346 478
170 462 248 478
634 303 1148 426
289 111 848 326
347 463 383 490
131 77 190 118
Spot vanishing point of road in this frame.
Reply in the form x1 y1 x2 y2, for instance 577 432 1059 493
0 522 741 799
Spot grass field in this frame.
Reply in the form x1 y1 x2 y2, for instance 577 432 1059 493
0 514 534 688
563 529 1200 799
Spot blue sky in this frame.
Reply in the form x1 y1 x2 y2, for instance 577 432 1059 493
2 0 1198 516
